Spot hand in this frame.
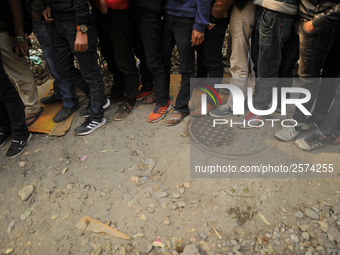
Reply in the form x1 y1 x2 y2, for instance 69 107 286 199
74 31 88 52
304 20 314 33
14 39 29 58
99 0 108 14
207 23 215 31
42 6 54 23
191 29 205 46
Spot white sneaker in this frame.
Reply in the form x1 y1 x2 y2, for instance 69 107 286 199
275 124 302 141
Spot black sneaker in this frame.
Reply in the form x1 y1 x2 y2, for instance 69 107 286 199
301 115 323 131
80 99 110 117
113 102 135 121
0 131 12 148
74 116 107 136
6 133 32 158
110 96 124 104
53 105 78 123
295 129 330 151
40 94 61 105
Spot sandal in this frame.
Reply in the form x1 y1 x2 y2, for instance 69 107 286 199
330 131 340 145
165 111 189 126
25 107 44 127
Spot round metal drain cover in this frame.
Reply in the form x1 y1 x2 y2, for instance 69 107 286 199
189 116 271 156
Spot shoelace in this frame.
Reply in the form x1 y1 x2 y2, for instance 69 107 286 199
305 132 326 149
245 112 258 121
220 106 230 111
153 105 168 114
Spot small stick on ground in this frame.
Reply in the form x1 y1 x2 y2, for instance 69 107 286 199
249 191 256 220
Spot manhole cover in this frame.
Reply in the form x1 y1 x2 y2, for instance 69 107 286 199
189 116 271 156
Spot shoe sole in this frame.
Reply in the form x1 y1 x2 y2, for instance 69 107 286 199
148 103 173 123
6 133 32 159
75 118 107 136
0 135 12 148
274 131 300 142
209 112 233 118
294 140 311 151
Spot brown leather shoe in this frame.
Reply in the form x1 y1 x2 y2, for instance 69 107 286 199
113 102 135 121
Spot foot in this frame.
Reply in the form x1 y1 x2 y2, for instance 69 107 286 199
301 115 323 131
295 130 329 151
191 102 216 117
136 88 155 101
6 133 32 158
238 112 265 129
147 101 173 123
113 102 135 121
74 117 106 136
275 122 302 141
25 108 44 126
0 130 12 148
40 94 61 105
80 98 110 117
53 105 78 123
165 111 189 126
209 104 233 118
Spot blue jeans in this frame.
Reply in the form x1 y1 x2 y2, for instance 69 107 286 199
51 19 105 119
293 22 334 123
252 9 297 110
32 21 77 108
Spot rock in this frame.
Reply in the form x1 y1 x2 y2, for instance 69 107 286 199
75 191 88 199
232 244 241 253
302 232 310 240
164 220 170 226
336 221 340 226
294 211 304 218
169 204 177 211
180 188 185 194
199 232 208 240
319 221 328 232
7 220 15 234
158 191 169 198
327 248 340 254
19 161 26 167
50 215 58 220
182 244 201 255
5 248 14 254
327 226 340 242
140 214 147 221
191 228 197 233
299 224 311 232
146 207 155 214
288 245 294 250
123 193 134 201
304 208 319 220
178 201 186 208
230 240 238 246
66 184 74 190
190 237 197 243
144 192 151 198
291 234 299 243
18 185 34 201
316 246 324 252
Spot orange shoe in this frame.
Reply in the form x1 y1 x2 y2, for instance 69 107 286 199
136 88 155 101
147 101 173 123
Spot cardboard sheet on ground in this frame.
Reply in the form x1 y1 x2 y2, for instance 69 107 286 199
75 215 130 240
28 80 75 136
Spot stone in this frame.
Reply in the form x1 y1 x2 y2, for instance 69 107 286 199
5 248 14 254
50 215 58 220
336 220 340 226
199 232 208 240
182 244 201 255
140 214 147 221
236 227 245 236
19 161 26 167
178 201 186 208
299 224 311 232
294 211 304 218
291 234 299 243
190 237 197 243
319 221 328 232
146 207 155 214
170 204 177 211
304 208 319 220
75 191 88 199
302 232 310 240
66 184 74 190
158 191 169 198
164 220 170 226
327 226 340 242
18 185 34 201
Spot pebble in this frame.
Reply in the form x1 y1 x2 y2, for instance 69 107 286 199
291 234 299 243
178 201 186 208
164 220 170 226
19 161 26 168
158 191 169 198
50 215 59 220
302 232 310 240
182 244 200 255
18 185 34 201
191 228 197 233
304 208 319 220
140 214 147 221
66 184 74 190
180 188 185 194
5 248 13 254
327 226 340 242
319 221 328 232
169 204 177 211
75 191 88 199
294 211 304 218
199 232 208 240
336 220 340 226
146 207 155 214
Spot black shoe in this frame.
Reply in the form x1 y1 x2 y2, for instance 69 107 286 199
40 94 61 105
74 116 107 136
6 133 32 158
80 98 111 117
113 102 135 121
53 105 78 123
110 96 124 104
0 131 12 148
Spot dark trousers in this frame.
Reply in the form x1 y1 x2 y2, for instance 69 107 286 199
96 9 139 105
130 8 154 92
251 8 298 110
197 17 229 78
52 19 105 119
293 22 334 123
162 14 195 113
131 7 168 105
0 52 28 139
